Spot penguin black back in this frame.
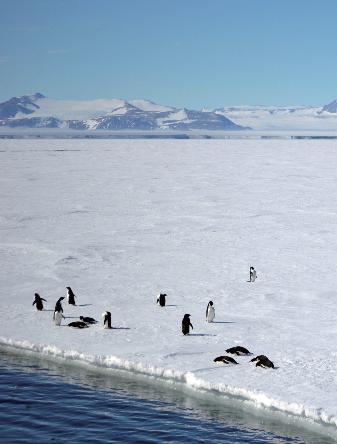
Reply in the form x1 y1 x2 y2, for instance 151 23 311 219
251 355 275 369
80 316 97 324
68 321 89 329
55 297 65 313
66 286 76 305
226 346 252 356
214 355 238 365
182 314 193 335
33 293 46 311
157 293 166 307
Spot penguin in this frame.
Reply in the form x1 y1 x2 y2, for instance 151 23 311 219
79 316 98 324
68 321 89 329
53 310 65 326
182 314 193 335
32 293 47 311
157 293 167 307
102 311 112 329
206 301 215 323
226 346 252 356
250 355 275 369
213 355 238 365
250 267 257 282
53 297 65 325
54 297 65 314
66 286 76 305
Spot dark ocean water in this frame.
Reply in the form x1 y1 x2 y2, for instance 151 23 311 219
0 350 335 444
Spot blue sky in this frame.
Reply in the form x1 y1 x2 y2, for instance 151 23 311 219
1 0 337 108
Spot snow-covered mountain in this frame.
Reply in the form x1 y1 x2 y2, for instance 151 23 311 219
321 99 337 113
0 93 246 131
2 93 337 131
0 93 45 119
213 102 337 131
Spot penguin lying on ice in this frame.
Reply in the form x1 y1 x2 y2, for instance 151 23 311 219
68 321 89 329
250 355 275 369
226 346 252 356
213 355 238 365
79 316 98 324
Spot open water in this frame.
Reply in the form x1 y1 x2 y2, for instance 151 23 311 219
0 350 335 444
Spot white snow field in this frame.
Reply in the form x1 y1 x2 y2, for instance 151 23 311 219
0 139 337 437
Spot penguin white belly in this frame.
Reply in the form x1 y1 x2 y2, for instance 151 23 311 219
54 311 63 326
207 306 215 322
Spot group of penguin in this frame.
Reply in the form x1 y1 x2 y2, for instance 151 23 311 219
32 266 274 369
32 287 112 329
157 267 275 370
213 346 275 369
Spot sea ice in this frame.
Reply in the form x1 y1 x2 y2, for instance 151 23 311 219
0 138 336 435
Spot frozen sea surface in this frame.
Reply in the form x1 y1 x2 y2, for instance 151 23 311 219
0 139 336 440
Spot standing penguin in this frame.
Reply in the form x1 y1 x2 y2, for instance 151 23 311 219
206 301 215 323
32 293 47 311
182 314 193 335
102 311 112 329
53 297 65 325
250 267 257 282
66 287 76 305
157 293 167 307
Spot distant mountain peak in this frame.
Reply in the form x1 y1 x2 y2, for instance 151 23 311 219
321 99 337 113
0 93 45 119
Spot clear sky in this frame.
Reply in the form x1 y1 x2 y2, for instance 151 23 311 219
1 0 337 108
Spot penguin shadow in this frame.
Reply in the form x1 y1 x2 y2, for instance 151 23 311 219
188 333 216 337
77 304 93 307
64 316 80 319
193 366 226 373
165 304 178 307
211 321 235 324
43 309 54 312
102 327 130 331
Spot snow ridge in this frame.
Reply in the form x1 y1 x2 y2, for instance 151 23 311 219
1 336 336 431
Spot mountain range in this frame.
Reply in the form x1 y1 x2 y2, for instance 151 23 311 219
0 93 246 131
1 93 337 131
